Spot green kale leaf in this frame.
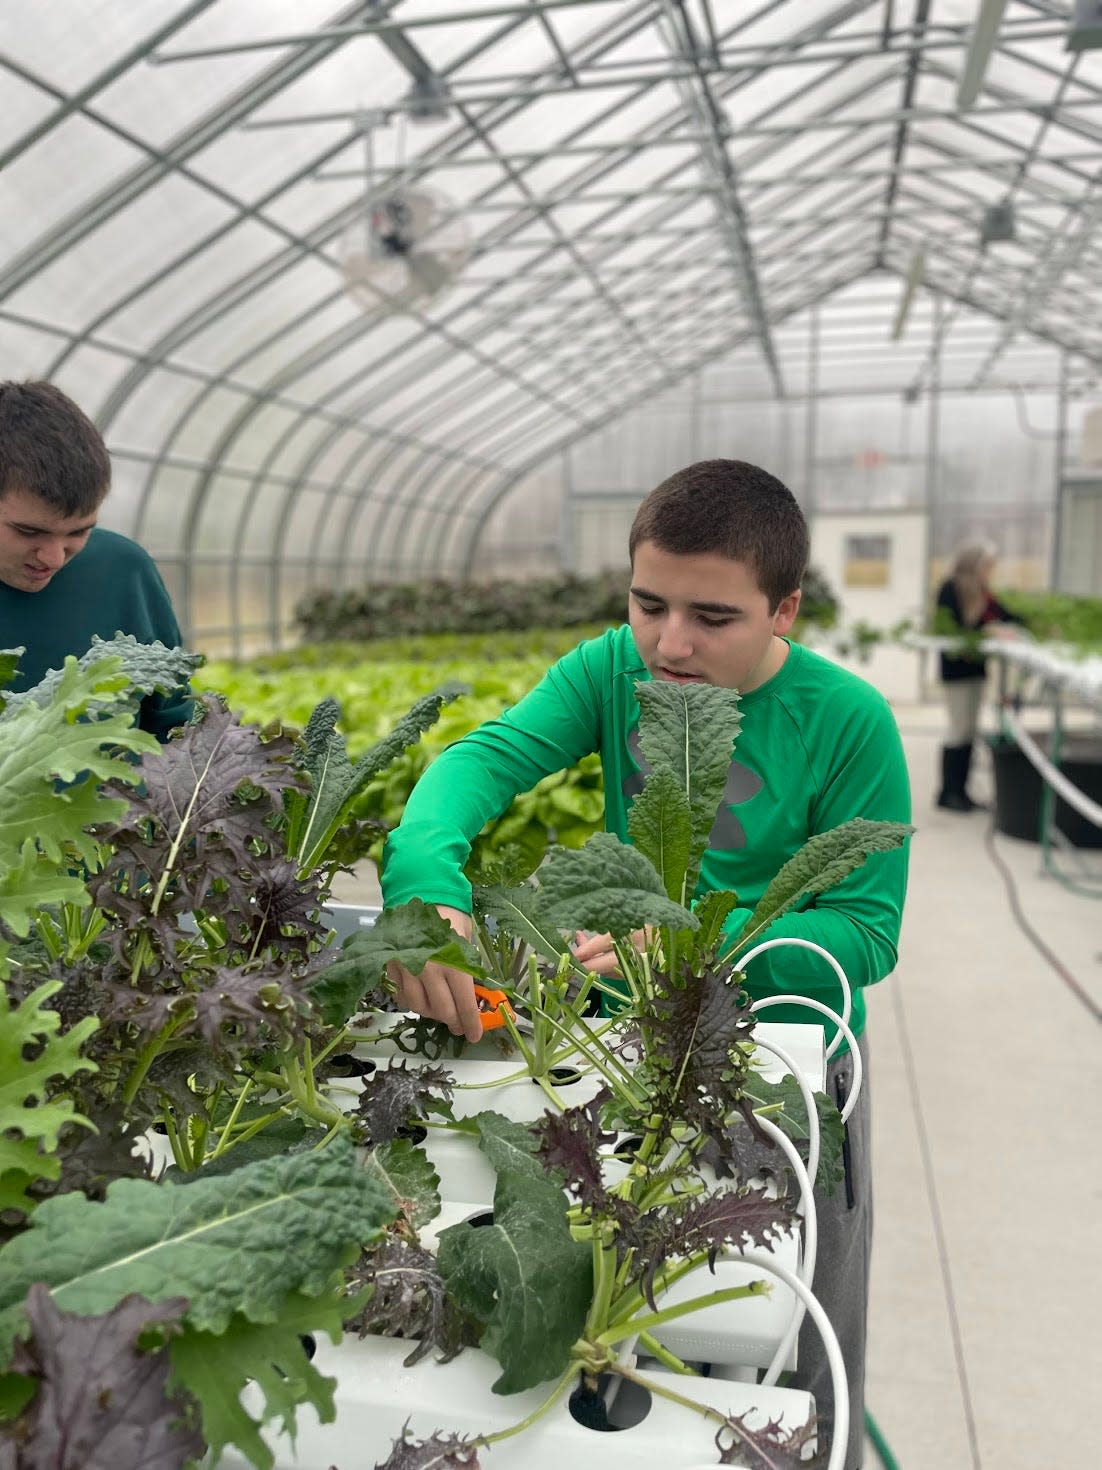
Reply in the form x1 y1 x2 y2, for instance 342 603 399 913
436 1170 591 1394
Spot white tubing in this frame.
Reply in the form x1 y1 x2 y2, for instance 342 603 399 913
753 1113 816 1299
738 936 853 1061
1003 709 1102 828
722 1249 848 1470
751 996 862 1122
746 1037 820 1197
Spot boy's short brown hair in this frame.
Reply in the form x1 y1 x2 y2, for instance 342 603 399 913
0 380 111 517
629 459 809 611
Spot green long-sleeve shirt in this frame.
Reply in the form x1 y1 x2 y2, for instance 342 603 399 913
382 625 911 1044
0 527 192 740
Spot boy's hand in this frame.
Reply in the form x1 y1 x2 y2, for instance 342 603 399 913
571 928 649 977
387 905 484 1042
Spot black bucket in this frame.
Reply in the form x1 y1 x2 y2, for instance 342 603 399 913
987 733 1102 848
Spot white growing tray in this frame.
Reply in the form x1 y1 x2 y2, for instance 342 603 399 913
213 1333 814 1470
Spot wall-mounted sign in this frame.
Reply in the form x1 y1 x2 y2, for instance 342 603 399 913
844 533 892 587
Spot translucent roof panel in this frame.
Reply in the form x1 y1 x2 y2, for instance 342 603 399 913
2 0 1101 640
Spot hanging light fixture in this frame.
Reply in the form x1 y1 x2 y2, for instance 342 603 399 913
1067 1 1102 50
980 200 1017 246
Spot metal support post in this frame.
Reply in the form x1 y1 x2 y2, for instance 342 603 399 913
804 304 819 522
1050 350 1070 591
559 447 577 574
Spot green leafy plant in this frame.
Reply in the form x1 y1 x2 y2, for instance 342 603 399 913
344 678 909 1462
0 1136 395 1467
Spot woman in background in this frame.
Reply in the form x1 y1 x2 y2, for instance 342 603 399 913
935 540 1024 812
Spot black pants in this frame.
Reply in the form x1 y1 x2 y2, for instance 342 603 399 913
792 1034 872 1470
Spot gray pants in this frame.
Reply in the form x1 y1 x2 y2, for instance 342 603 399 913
792 1033 872 1470
943 679 984 746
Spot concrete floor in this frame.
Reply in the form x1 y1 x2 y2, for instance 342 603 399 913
865 713 1101 1470
331 704 1102 1469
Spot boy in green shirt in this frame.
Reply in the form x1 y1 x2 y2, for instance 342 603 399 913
383 459 911 1470
0 380 191 738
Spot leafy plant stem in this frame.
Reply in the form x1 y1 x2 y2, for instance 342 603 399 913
120 1017 183 1107
596 1279 770 1346
636 1331 696 1375
611 1361 729 1429
303 1037 317 1110
160 1105 190 1172
277 1056 346 1127
477 1367 575 1448
500 1009 539 1075
208 1078 254 1160
586 1226 619 1338
213 1107 290 1157
452 1067 533 1091
520 1005 644 1103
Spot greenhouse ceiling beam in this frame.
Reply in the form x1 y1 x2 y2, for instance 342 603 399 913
120 1 672 452
108 445 500 499
339 66 899 429
101 0 869 453
732 152 1102 191
145 5 690 496
884 231 1101 371
364 0 664 386
338 7 891 426
236 0 683 609
0 0 218 172
452 264 873 578
0 0 392 305
355 194 878 448
968 181 1102 387
897 48 1092 396
656 0 784 397
152 0 621 59
307 91 1102 165
465 248 875 500
349 18 1067 88
453 109 669 379
0 304 504 482
112 0 875 517
876 0 931 265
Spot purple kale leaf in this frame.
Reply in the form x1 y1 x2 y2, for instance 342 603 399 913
622 1187 797 1310
533 1096 635 1229
5 1284 205 1470
374 1425 482 1469
92 696 308 966
355 1061 455 1145
639 965 757 1146
241 859 327 961
715 1410 823 1467
107 963 313 1055
343 1239 475 1366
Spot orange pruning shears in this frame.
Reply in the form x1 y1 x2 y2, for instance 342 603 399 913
473 983 516 1031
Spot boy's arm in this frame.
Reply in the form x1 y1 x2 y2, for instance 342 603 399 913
720 699 911 1008
382 639 610 1041
382 638 608 913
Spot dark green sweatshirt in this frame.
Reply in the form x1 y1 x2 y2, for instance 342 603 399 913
382 626 912 1046
0 528 192 740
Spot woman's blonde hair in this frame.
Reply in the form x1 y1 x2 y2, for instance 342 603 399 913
950 539 997 619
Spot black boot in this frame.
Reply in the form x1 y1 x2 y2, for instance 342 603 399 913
960 741 988 811
937 745 972 811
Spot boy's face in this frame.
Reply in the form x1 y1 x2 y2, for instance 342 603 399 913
0 487 98 593
628 541 801 693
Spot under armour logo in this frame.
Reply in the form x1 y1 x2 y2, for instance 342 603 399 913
623 727 763 850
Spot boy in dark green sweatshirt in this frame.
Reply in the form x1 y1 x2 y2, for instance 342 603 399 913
383 459 912 1470
0 380 191 738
